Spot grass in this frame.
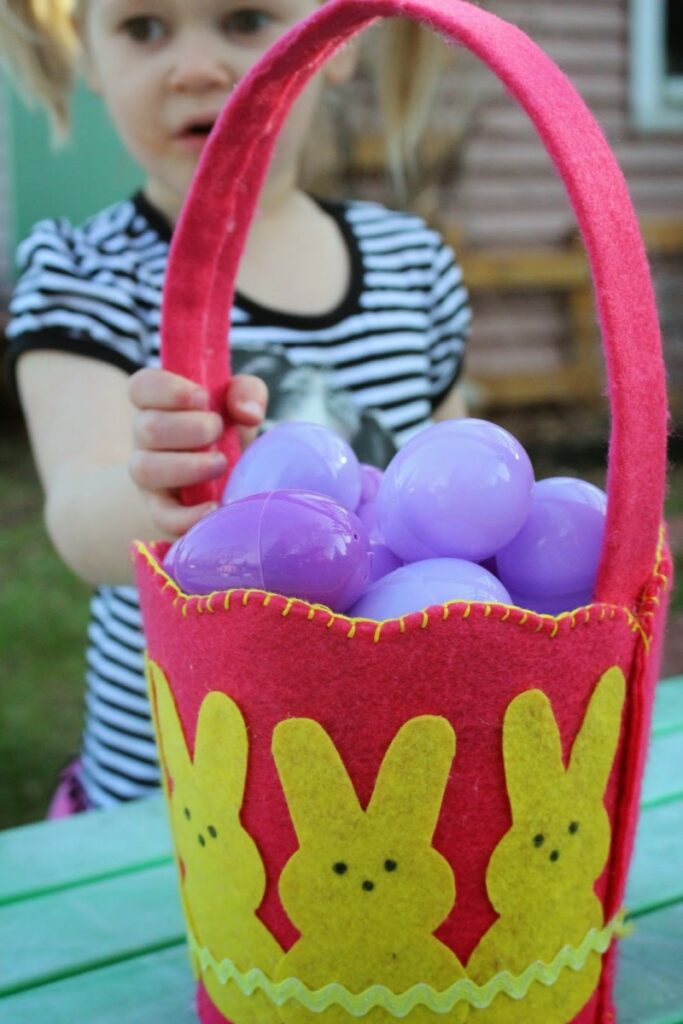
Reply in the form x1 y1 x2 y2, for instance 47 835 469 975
0 423 90 829
0 415 681 830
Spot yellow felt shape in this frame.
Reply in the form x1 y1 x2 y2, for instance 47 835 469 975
271 714 469 1024
147 658 283 1024
467 666 626 1023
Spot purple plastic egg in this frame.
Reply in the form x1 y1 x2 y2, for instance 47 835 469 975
163 536 182 577
357 499 378 532
367 533 403 583
224 421 361 511
509 589 594 616
495 476 607 602
348 558 511 621
358 464 384 505
376 419 534 563
168 489 370 612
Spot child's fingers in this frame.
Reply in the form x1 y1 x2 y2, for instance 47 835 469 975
129 449 227 492
133 409 223 451
225 373 268 425
236 423 262 450
128 367 208 412
147 492 219 538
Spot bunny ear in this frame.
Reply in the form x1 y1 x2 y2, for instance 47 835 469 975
568 666 626 797
367 716 456 840
503 690 565 820
272 718 364 844
193 691 249 809
146 657 191 789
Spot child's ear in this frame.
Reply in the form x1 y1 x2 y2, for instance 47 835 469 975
323 39 360 87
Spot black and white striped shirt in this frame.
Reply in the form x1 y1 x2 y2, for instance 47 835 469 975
7 192 471 808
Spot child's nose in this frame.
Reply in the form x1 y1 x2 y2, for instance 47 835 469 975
168 36 233 92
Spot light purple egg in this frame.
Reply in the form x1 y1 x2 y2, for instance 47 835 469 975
376 419 534 564
357 499 378 532
367 532 403 583
359 464 384 505
348 557 511 621
224 421 361 511
168 489 370 612
162 536 182 577
510 589 594 616
355 468 401 582
355 464 384 526
495 476 607 603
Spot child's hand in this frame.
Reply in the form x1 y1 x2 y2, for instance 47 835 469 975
128 368 268 537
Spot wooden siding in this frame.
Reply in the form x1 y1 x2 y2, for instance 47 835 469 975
447 0 683 391
341 2 683 398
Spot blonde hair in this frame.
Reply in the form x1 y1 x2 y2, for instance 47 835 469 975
376 18 447 197
0 0 78 137
0 2 444 176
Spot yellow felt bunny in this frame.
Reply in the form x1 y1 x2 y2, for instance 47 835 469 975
147 658 283 1024
467 666 626 1023
271 714 469 1024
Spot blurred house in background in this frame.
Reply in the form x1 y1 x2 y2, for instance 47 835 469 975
1 0 682 418
334 0 683 416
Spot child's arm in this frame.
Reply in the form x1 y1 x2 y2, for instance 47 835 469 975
433 382 468 421
18 351 266 587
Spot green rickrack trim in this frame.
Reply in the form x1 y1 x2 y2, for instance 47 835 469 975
188 909 630 1017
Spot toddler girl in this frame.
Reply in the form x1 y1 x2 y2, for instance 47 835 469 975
2 0 471 813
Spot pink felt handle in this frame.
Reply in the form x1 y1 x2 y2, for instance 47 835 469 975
161 0 668 609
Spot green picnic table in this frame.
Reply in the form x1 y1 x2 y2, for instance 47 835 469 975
1 677 683 1024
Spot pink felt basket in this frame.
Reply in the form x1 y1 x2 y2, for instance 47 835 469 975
133 3 672 1023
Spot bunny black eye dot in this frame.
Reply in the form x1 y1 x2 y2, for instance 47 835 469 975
384 859 398 872
198 834 206 847
208 825 218 839
333 862 348 875
533 834 545 848
569 821 579 834
549 849 560 862
184 807 191 820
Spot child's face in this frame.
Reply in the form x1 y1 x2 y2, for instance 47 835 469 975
81 0 355 220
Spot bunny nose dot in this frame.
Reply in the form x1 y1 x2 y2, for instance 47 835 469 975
362 880 375 891
549 849 560 862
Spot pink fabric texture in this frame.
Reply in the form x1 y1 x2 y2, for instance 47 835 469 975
45 759 89 819
134 2 672 1023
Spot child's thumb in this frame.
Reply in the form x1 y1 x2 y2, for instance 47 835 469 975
226 374 268 424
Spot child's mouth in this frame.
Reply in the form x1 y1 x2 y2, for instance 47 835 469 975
176 120 216 151
187 122 214 136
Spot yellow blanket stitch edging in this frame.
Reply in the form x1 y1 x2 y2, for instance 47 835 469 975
188 909 630 1017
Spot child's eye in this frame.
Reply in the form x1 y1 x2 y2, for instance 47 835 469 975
121 15 167 43
221 8 272 36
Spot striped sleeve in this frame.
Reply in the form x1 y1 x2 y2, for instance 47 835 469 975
5 217 147 392
427 239 471 406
